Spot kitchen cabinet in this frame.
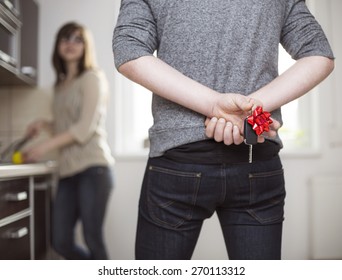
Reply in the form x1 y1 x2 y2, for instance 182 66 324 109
0 216 31 259
33 175 53 260
0 177 31 259
0 0 39 87
0 162 57 260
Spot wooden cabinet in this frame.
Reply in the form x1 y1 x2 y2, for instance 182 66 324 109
18 0 38 85
0 178 29 220
0 177 32 260
0 216 31 259
0 0 38 86
33 175 53 260
0 172 55 259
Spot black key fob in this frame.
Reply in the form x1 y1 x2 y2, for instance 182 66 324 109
244 118 258 145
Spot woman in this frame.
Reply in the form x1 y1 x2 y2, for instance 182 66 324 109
25 22 114 259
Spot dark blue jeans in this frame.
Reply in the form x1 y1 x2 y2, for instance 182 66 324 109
136 156 285 260
52 166 113 260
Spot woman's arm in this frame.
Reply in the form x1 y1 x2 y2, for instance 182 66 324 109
68 70 105 144
23 131 75 162
26 119 53 138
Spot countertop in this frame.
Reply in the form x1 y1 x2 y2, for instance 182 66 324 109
0 161 57 178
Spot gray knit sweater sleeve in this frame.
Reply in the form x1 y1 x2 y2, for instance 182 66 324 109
113 0 334 157
113 0 158 68
281 1 334 59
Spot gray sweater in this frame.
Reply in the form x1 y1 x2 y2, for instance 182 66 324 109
113 0 334 157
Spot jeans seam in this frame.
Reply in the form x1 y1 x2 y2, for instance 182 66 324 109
219 164 226 205
148 165 201 178
248 168 284 179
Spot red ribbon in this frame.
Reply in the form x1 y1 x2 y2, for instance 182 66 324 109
247 106 273 135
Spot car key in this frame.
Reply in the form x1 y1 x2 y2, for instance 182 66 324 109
244 118 258 163
244 106 273 163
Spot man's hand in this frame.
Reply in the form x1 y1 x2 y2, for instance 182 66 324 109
205 116 280 145
205 95 280 146
206 94 264 144
211 93 261 121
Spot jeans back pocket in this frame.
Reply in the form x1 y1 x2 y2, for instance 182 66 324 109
248 168 286 224
146 165 201 229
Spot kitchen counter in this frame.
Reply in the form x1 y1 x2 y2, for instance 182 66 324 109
0 161 57 178
0 161 57 259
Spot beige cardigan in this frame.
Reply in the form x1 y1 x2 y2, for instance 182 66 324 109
53 69 114 178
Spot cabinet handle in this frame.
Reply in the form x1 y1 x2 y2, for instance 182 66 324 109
4 227 29 239
5 191 28 201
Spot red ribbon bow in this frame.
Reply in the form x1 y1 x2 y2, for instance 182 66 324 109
247 106 273 135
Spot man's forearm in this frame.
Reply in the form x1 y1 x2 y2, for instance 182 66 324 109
118 55 259 122
250 56 334 112
118 55 222 117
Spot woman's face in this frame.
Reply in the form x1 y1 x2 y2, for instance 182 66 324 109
58 30 85 63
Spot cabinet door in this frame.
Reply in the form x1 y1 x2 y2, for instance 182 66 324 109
0 178 30 220
34 175 53 259
0 0 38 86
0 216 30 260
19 0 38 84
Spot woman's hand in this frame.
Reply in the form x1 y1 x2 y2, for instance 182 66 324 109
25 119 50 138
22 141 51 163
23 131 75 163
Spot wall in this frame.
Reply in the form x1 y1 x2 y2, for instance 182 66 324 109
0 87 52 161
0 0 341 260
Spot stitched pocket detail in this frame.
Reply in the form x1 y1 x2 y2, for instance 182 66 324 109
248 168 286 224
146 165 201 229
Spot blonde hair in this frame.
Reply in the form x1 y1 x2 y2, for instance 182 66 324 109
52 22 97 86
